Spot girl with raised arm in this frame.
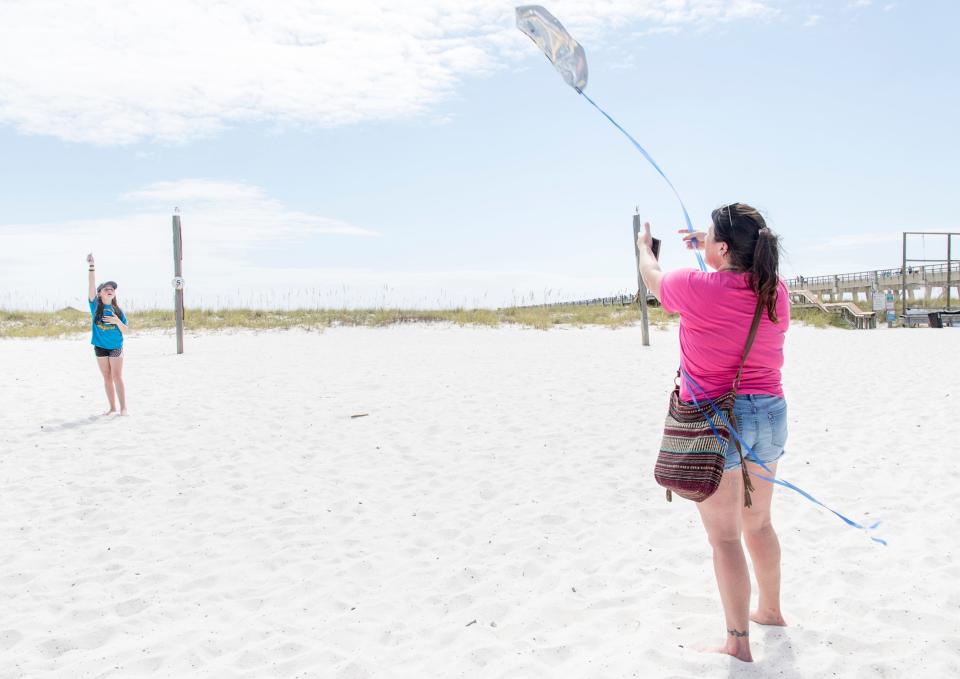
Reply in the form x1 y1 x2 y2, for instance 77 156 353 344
87 253 129 415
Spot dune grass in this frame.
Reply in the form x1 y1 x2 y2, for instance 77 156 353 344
0 299 866 339
849 296 957 314
789 307 850 329
1 304 681 339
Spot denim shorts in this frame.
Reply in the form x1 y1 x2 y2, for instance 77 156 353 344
724 394 788 470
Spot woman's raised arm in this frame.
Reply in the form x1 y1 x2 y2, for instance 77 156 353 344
636 222 664 299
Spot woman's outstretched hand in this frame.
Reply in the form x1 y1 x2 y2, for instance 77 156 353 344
637 221 654 251
87 253 95 265
679 229 706 251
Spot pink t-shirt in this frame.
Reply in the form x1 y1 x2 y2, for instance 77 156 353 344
659 269 790 402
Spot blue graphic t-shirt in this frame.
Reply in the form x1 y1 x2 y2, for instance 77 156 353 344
89 299 127 350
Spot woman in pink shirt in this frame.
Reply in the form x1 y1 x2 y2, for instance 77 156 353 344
636 203 789 663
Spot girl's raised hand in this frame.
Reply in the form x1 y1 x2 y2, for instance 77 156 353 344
86 253 95 265
678 229 706 251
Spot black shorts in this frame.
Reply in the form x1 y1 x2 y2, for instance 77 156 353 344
94 346 123 358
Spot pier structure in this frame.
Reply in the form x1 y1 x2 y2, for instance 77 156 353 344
785 262 959 306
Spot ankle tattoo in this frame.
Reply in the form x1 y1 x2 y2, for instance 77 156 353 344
727 628 749 638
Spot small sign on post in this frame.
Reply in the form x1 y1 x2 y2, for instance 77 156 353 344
172 209 184 354
885 291 896 327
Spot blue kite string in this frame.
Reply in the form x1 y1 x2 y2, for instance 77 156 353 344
577 89 706 272
680 369 887 546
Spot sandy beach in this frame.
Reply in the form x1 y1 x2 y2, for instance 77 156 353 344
1 323 958 678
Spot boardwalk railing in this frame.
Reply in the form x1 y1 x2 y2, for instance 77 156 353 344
524 293 644 308
530 261 959 311
785 262 960 289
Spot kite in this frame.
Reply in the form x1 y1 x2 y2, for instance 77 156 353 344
516 5 706 271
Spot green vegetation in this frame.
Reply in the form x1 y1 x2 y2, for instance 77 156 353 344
789 307 850 329
0 307 90 338
2 304 677 339
1 299 875 339
850 296 956 314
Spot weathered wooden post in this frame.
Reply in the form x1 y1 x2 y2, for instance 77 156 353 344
172 209 185 354
632 212 651 346
900 232 907 326
948 233 953 311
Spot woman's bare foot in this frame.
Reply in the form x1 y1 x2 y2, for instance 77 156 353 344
120 409 129 416
704 641 753 663
750 609 787 626
102 409 117 416
700 628 753 663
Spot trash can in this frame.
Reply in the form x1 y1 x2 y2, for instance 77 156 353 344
928 312 943 328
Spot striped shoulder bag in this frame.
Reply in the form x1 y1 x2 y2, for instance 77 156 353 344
655 300 764 507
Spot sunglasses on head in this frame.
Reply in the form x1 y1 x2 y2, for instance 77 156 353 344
717 203 739 229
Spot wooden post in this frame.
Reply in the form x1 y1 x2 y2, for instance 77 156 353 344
632 213 651 347
901 232 907 326
947 233 953 311
173 211 184 354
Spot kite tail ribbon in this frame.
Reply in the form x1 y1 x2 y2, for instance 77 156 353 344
682 370 887 546
577 89 706 272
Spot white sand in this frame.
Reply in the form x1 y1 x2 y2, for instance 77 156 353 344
1 324 958 678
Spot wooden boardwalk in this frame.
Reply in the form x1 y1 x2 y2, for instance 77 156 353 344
786 262 959 304
541 262 960 329
789 289 877 329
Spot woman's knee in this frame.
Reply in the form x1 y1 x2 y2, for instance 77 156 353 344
706 529 743 549
743 517 775 539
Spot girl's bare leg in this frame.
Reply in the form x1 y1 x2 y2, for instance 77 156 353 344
109 355 128 415
741 461 786 626
696 470 753 662
97 357 117 414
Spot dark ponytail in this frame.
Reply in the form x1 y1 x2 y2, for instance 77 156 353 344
711 203 781 322
750 228 780 323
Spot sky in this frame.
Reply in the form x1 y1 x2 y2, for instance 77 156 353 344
1 0 958 310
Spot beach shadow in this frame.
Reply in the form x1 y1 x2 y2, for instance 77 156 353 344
725 626 802 679
38 415 103 434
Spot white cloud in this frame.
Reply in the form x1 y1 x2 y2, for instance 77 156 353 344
803 14 823 27
0 1 777 145
0 179 378 309
0 178 636 310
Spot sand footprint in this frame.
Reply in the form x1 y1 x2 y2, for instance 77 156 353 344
337 661 372 679
275 641 307 658
469 645 507 667
0 629 23 651
106 544 136 558
181 574 220 591
115 597 150 617
233 649 269 670
37 637 78 659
